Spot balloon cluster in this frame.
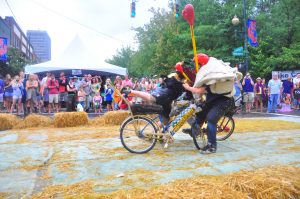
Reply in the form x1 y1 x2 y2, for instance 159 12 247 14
182 4 194 26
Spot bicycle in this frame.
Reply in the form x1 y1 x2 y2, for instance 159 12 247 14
120 101 200 154
118 91 236 154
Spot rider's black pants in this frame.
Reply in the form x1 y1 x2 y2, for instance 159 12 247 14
195 97 235 145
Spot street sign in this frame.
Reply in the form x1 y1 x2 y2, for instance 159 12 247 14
232 52 244 56
232 46 244 56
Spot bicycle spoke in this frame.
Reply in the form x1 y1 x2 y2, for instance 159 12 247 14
120 116 157 153
216 116 235 141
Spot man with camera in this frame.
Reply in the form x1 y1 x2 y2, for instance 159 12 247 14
242 72 254 113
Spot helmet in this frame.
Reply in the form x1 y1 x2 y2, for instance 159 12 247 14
194 53 209 66
175 62 184 73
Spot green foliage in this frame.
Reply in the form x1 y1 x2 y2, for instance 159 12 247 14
0 47 32 77
106 46 135 75
107 0 300 78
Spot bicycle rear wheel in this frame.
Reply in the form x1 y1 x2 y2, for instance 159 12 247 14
216 116 235 141
192 124 207 150
120 116 157 154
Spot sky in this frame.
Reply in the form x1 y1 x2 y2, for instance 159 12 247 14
0 0 170 60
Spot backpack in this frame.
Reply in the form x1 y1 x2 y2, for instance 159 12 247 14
194 57 242 97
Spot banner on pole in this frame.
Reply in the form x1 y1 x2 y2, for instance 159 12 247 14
247 19 258 47
0 37 8 61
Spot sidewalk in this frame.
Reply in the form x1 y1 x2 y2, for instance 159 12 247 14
0 116 299 197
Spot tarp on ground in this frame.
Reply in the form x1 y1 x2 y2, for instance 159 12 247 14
25 35 127 76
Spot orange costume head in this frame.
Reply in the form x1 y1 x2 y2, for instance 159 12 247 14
174 53 209 84
194 53 209 66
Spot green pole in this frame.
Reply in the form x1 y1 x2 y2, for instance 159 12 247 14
243 0 249 74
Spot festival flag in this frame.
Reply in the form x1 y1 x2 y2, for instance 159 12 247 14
247 19 258 47
0 37 8 61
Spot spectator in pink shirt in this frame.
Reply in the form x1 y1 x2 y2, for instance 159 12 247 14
122 75 133 89
114 76 122 87
47 74 59 113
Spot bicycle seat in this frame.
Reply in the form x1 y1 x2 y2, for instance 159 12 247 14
130 104 164 115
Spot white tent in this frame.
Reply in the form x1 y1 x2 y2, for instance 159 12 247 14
25 35 127 76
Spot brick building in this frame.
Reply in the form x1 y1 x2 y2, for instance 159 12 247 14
1 16 36 61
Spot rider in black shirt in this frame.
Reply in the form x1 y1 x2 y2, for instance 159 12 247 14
124 71 185 124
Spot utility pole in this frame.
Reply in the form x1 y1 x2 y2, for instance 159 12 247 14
243 0 249 74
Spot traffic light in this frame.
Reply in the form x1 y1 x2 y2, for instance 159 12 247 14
175 4 179 18
131 2 136 18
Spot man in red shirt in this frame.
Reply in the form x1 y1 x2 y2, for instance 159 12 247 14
59 72 68 111
47 74 59 113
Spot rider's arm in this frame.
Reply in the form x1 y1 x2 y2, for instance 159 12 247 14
183 83 206 94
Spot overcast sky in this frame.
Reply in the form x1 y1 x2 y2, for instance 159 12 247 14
1 0 170 60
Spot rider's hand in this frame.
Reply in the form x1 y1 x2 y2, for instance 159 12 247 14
183 83 190 90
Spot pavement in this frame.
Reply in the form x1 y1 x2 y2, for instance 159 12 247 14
0 116 299 198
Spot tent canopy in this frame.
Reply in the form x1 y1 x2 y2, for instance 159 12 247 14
25 35 127 76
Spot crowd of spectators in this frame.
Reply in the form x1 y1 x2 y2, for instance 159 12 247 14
0 72 163 115
233 72 300 113
0 71 300 116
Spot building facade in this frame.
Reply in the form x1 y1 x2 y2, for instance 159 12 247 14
3 16 36 61
27 30 51 62
0 17 11 45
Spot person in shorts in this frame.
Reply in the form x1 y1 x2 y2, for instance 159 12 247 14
4 74 13 113
254 77 265 112
242 73 254 113
77 85 86 109
10 75 23 115
47 74 59 113
26 74 38 113
105 81 113 112
59 72 68 111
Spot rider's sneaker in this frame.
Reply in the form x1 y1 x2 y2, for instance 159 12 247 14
199 143 217 154
121 87 131 94
121 87 131 97
182 128 192 136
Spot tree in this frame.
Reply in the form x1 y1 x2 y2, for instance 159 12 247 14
0 47 32 77
106 46 135 74
107 0 300 78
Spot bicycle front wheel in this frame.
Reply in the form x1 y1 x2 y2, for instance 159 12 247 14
216 116 235 141
120 116 157 154
192 124 207 150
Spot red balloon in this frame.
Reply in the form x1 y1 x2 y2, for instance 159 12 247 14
182 4 194 26
175 62 183 73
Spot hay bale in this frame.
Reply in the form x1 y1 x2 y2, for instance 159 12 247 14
101 166 300 199
89 111 130 126
225 166 300 198
54 112 88 128
89 116 106 126
103 111 129 125
30 166 300 198
14 114 53 129
0 114 20 131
